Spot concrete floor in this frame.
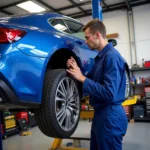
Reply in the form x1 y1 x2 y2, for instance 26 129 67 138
2 121 150 150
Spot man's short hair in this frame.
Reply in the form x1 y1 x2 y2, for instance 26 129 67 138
82 19 106 38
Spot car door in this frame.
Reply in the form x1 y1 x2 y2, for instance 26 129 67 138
63 19 98 75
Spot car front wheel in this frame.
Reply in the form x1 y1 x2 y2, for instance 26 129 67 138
35 69 81 138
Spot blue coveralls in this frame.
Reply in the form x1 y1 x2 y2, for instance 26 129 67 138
83 43 128 150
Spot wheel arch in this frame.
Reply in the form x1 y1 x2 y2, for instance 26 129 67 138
125 62 130 75
46 48 82 70
45 48 83 96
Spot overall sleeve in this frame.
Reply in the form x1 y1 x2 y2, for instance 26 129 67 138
82 55 123 102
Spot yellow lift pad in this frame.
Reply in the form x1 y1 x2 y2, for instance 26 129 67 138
20 131 32 136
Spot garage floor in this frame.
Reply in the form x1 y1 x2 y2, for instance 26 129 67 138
3 121 150 150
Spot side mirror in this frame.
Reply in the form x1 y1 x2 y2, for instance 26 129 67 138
108 39 117 47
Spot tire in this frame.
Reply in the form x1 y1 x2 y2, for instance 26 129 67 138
35 69 81 138
125 70 130 99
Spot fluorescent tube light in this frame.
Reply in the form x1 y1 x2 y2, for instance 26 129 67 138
17 1 46 13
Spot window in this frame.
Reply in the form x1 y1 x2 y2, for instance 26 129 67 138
50 19 70 33
64 20 83 33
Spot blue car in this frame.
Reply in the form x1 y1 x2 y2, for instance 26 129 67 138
0 12 130 138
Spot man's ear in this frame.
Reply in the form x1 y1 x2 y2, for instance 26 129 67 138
95 31 102 38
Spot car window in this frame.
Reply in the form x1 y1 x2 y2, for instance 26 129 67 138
64 19 83 34
71 32 85 40
51 19 70 33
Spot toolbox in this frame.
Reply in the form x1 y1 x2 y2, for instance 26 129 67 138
2 111 19 139
133 105 145 118
146 99 150 118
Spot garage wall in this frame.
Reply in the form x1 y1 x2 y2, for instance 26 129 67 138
78 10 131 67
78 4 150 68
104 10 131 67
133 4 150 67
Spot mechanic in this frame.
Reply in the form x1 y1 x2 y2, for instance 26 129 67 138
66 19 128 150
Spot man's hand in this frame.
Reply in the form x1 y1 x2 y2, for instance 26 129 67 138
66 57 86 83
67 57 77 69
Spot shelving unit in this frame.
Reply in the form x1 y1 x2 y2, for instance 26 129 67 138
130 67 150 121
130 67 150 71
130 67 150 94
130 84 150 87
133 117 150 121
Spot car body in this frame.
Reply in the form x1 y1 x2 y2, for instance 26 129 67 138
0 12 130 138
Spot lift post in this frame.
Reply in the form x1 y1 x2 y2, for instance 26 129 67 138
92 0 103 20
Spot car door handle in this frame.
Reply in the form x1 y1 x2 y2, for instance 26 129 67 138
75 41 83 45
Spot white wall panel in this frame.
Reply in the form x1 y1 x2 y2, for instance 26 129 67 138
133 4 150 66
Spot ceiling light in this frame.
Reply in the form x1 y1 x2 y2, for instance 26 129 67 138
17 1 46 13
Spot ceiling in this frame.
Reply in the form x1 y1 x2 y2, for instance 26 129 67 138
0 0 149 18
